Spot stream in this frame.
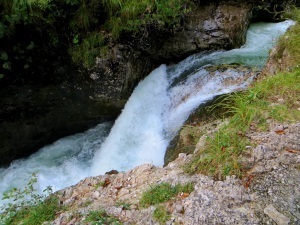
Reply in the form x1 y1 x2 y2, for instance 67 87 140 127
0 20 294 205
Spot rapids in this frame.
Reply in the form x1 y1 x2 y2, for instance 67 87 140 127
0 20 294 205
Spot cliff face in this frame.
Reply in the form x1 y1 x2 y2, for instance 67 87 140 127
93 1 253 100
0 0 286 165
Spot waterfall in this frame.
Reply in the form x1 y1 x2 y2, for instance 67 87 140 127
0 20 294 204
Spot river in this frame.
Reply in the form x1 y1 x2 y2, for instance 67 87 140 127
0 20 294 206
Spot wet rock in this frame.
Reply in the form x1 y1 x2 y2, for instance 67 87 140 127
143 2 252 60
0 83 122 166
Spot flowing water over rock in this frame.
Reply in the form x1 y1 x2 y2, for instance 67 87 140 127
0 20 294 204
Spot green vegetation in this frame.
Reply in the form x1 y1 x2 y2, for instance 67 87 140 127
184 8 300 179
0 174 62 225
70 0 190 67
153 205 171 224
84 210 123 225
164 124 204 165
140 182 194 207
0 0 297 79
0 0 191 80
115 200 131 210
184 69 300 179
104 0 189 38
2 196 61 225
277 7 300 67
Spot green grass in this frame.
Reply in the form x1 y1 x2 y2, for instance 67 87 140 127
3 196 61 225
84 210 123 225
115 200 131 210
284 8 300 64
153 205 171 224
0 174 63 225
184 68 300 179
140 182 194 207
184 7 300 179
69 0 192 68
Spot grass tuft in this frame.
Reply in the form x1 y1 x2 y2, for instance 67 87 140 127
184 68 300 179
84 210 123 225
4 196 61 225
140 182 194 207
186 9 300 179
153 206 171 224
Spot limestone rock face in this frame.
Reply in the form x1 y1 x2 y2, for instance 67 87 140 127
93 1 254 101
144 2 252 60
48 123 300 224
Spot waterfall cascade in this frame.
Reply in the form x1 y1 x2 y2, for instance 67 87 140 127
0 20 294 204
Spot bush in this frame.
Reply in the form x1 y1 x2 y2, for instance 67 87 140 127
0 174 61 225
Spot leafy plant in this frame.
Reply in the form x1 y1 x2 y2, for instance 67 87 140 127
0 174 61 225
69 31 106 68
69 0 192 68
140 182 194 207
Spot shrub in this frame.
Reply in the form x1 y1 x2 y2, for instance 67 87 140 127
0 174 61 225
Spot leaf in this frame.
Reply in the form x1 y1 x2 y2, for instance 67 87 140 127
0 51 8 60
26 41 35 50
275 130 285 135
73 35 79 44
2 62 11 70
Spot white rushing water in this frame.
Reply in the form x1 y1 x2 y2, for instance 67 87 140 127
0 20 294 204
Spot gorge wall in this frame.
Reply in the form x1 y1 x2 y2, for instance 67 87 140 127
0 0 289 166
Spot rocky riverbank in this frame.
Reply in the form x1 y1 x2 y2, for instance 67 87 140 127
44 38 300 223
47 120 299 225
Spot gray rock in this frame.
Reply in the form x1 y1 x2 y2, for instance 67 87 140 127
264 204 290 225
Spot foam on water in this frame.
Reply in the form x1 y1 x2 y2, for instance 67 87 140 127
0 20 294 205
0 122 112 205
